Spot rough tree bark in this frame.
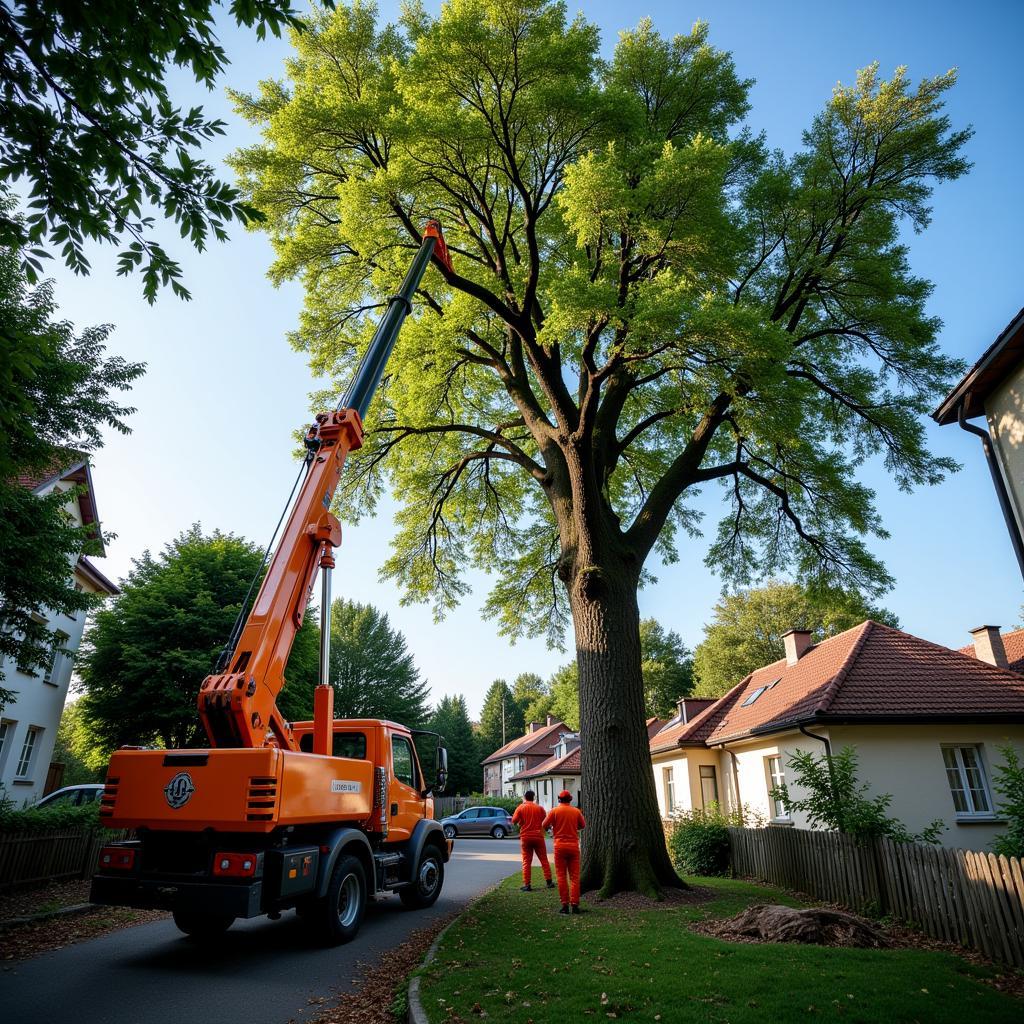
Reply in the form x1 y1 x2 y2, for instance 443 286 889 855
571 555 685 896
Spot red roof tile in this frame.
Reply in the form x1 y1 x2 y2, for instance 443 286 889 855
707 621 1024 744
959 628 1024 674
508 745 581 781
480 720 567 765
650 679 749 752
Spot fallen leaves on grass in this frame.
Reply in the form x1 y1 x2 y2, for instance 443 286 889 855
0 879 92 921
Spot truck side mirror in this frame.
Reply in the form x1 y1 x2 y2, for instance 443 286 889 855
435 746 449 794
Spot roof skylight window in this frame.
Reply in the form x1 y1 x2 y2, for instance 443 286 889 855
741 686 767 707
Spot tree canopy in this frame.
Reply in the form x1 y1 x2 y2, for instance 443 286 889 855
327 598 430 726
0 220 142 702
693 580 899 696
230 0 969 895
78 526 317 752
428 693 478 794
0 0 318 300
477 678 525 758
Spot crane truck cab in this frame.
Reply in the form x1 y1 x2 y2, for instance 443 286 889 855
91 719 450 943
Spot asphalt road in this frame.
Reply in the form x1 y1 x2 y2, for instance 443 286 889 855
0 837 521 1024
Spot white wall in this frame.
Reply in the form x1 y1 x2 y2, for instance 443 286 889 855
719 725 1024 851
987 365 1024 542
652 751 690 818
0 481 100 805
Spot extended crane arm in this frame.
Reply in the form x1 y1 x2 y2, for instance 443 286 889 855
198 222 452 750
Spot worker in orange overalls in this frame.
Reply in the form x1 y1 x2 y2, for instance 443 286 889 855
543 790 586 914
511 789 554 891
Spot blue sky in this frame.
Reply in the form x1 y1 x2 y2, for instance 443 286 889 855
45 1 1024 717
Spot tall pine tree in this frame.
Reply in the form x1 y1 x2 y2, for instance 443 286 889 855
428 694 478 795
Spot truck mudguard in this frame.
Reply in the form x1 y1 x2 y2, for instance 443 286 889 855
408 818 449 871
315 827 377 898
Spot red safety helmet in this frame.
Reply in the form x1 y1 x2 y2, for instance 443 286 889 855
558 789 572 802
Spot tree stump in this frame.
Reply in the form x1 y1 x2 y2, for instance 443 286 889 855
707 904 889 948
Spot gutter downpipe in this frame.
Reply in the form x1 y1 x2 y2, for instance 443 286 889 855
958 399 1024 580
727 749 743 826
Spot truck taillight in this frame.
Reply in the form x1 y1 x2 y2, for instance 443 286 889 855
99 846 135 871
212 852 258 877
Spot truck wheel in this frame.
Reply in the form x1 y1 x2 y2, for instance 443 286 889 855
172 909 235 942
317 853 367 945
491 825 507 839
400 845 444 909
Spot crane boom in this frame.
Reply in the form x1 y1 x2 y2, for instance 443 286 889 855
198 222 452 750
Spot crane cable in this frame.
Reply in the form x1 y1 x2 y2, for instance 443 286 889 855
213 449 313 674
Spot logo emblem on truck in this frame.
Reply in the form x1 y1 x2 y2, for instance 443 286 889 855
164 772 195 809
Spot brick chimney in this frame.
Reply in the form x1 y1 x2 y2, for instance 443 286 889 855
970 625 1008 668
546 714 554 726
782 628 812 666
528 721 544 734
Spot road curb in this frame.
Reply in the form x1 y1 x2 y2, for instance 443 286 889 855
407 880 504 1024
0 902 95 931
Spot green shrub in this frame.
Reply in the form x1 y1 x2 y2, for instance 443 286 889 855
667 804 734 876
991 744 1024 858
464 793 520 814
0 798 102 834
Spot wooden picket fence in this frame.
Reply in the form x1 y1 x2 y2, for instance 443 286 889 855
0 828 124 892
727 826 1024 967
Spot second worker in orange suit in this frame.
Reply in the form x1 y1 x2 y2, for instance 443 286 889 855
543 790 586 914
511 790 554 891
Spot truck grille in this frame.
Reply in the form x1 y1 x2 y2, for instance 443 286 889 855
99 777 119 818
246 776 278 821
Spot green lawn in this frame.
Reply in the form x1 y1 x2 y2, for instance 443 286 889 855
416 872 1020 1023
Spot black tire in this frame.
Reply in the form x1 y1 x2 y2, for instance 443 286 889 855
399 845 445 909
172 908 235 942
443 824 456 840
316 853 367 945
491 825 507 839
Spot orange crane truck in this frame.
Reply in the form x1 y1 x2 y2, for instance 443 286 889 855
90 223 455 945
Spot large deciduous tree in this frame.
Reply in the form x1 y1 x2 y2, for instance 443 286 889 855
328 598 430 726
693 581 899 697
231 0 968 894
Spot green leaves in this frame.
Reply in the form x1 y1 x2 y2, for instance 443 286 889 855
232 1 969 642
0 0 310 301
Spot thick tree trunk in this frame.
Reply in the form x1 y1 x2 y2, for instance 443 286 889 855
572 560 685 897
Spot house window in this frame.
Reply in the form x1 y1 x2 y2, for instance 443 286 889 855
942 745 993 816
766 755 788 819
43 631 70 685
15 726 41 779
663 766 676 814
0 719 13 772
699 765 719 808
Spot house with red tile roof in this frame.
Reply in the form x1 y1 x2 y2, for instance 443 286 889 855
507 730 581 809
480 717 568 797
1 458 119 805
650 622 1024 851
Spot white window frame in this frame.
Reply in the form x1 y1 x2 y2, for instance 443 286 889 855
43 631 70 686
15 726 42 779
0 719 14 774
941 744 994 817
663 766 675 814
766 755 789 820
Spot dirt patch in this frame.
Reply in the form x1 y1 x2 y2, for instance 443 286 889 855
0 905 168 962
587 884 716 911
296 914 455 1024
0 879 92 922
698 903 888 948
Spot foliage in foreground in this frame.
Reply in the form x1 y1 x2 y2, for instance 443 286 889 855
415 874 1016 1024
991 743 1024 858
773 746 944 844
0 796 102 834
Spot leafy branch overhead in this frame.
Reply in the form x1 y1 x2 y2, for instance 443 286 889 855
231 0 969 641
0 0 324 301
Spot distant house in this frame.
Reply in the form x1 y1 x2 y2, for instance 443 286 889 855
933 305 1024 577
480 717 568 798
0 459 118 804
650 621 1024 851
507 729 581 809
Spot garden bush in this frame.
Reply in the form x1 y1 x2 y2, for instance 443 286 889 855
667 804 734 876
0 796 102 834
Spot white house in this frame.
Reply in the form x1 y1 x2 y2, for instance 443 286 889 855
507 730 582 809
480 717 568 798
0 459 118 804
651 621 1024 851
